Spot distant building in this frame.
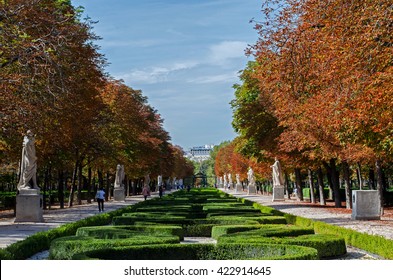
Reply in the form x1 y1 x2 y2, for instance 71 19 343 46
185 144 214 161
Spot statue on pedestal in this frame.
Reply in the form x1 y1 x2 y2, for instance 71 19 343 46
271 157 285 201
228 173 233 189
247 167 255 185
235 173 242 192
144 174 151 190
114 164 125 189
17 130 39 190
15 130 44 222
271 157 285 187
247 167 257 194
236 174 241 185
158 175 163 187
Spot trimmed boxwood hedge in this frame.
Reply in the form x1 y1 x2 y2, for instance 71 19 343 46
207 215 287 225
49 234 180 260
3 187 391 260
239 196 393 259
73 243 318 260
212 224 314 239
76 225 184 240
0 204 142 259
217 233 346 258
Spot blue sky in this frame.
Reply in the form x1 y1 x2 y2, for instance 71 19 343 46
71 0 262 150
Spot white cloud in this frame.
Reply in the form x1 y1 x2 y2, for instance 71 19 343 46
119 61 199 84
208 41 248 65
117 40 247 85
101 39 165 48
188 72 239 84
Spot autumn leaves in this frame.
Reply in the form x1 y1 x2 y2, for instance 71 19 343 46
0 1 193 188
223 0 392 207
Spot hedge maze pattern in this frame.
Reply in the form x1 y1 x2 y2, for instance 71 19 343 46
49 188 346 260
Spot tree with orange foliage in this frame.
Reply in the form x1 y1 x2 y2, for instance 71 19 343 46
246 0 392 209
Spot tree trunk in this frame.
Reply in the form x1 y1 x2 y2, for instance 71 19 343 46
105 172 110 201
129 178 132 196
87 166 92 203
317 167 326 205
68 160 79 207
98 169 104 190
356 162 363 190
285 173 290 199
375 159 384 215
324 159 342 208
43 167 49 210
308 169 316 203
58 170 65 209
368 168 376 190
294 168 303 201
132 179 137 195
92 176 97 201
77 161 83 205
324 163 334 200
342 161 352 209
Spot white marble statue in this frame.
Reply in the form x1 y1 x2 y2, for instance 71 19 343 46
228 173 233 189
144 173 151 189
235 173 242 192
247 167 255 185
223 173 228 189
17 130 39 190
158 175 163 187
114 164 125 189
236 174 241 185
271 157 285 187
166 178 171 188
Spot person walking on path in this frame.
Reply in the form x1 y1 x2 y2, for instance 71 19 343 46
159 186 164 198
95 188 105 212
142 186 150 201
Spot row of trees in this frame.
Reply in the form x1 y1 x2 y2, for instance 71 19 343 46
0 0 194 207
215 0 393 211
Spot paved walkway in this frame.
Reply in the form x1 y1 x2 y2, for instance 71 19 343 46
0 193 156 249
222 189 393 240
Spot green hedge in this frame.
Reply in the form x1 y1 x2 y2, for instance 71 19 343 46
0 203 140 260
212 224 314 240
218 233 346 258
50 234 179 260
73 243 318 260
237 196 393 259
207 215 287 225
76 225 184 240
211 225 266 239
183 224 215 237
3 187 392 260
112 213 190 226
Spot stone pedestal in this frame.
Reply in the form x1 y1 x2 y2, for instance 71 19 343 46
247 183 257 195
15 189 44 223
272 186 285 201
352 190 381 220
113 188 126 201
235 183 242 193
